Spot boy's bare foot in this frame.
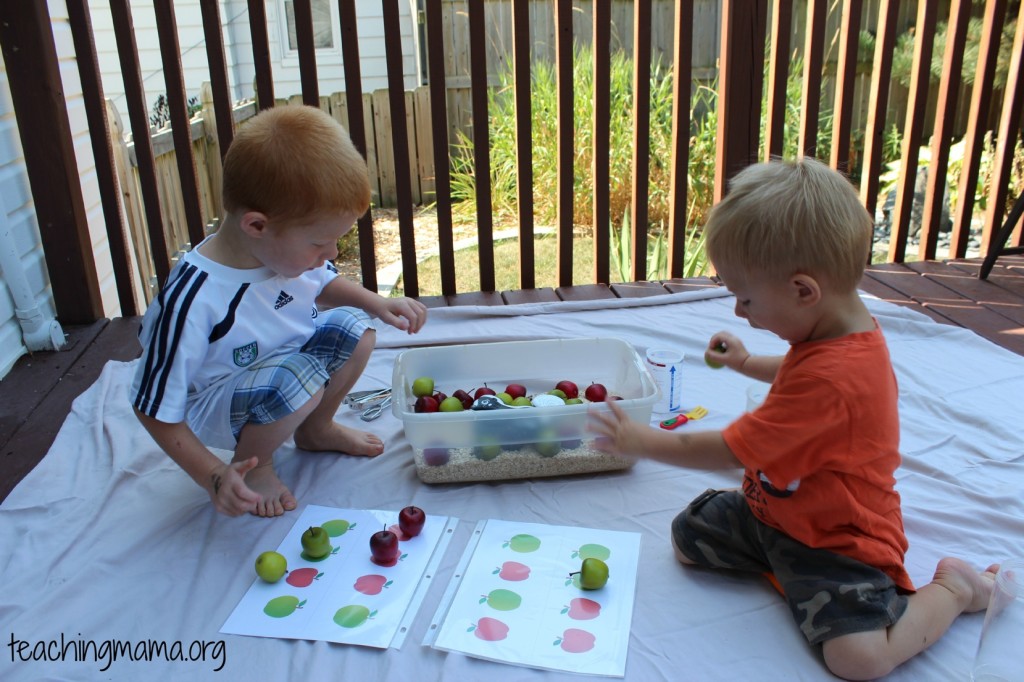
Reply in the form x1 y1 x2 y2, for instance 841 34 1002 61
294 421 385 457
245 463 298 517
933 557 999 613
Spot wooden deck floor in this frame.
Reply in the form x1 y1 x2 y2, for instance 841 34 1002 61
2 254 1023 503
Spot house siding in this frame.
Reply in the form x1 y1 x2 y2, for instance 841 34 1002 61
92 0 420 126
0 0 119 379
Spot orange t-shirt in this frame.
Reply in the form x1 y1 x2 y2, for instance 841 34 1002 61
723 324 914 592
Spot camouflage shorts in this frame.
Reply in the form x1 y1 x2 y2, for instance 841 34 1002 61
671 488 908 645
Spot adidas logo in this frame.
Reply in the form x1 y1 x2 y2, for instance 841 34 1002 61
274 291 294 310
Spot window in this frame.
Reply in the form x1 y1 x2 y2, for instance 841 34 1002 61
282 0 335 52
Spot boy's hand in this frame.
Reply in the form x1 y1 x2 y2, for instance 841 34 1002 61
208 457 262 516
377 297 428 334
588 400 648 458
705 332 749 371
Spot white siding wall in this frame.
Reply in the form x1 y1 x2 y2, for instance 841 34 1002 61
0 0 119 379
92 0 421 126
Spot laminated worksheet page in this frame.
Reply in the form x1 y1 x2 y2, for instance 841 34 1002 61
221 505 455 649
430 519 640 676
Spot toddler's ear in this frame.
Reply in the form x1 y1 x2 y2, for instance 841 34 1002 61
239 211 269 237
790 273 822 306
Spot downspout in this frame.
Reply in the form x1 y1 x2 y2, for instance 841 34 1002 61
0 197 65 352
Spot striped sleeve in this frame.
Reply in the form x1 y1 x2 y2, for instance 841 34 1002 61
131 263 208 421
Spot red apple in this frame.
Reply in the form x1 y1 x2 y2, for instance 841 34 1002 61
398 505 426 537
422 447 450 466
584 382 608 402
505 383 527 400
565 597 601 620
474 385 496 400
285 567 322 588
414 395 439 413
370 528 400 567
495 561 531 581
354 574 390 595
472 617 509 642
558 628 596 653
432 391 448 403
453 389 474 409
555 380 579 399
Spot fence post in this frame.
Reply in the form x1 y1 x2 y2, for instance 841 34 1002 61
199 82 225 224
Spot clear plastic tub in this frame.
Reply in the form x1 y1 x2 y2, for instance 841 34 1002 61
391 337 658 483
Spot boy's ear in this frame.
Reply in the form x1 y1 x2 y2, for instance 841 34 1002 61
790 273 822 306
238 211 269 237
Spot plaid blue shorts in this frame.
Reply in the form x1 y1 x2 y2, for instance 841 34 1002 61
227 307 370 438
671 488 908 645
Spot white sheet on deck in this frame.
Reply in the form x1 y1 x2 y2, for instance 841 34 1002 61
2 290 1022 681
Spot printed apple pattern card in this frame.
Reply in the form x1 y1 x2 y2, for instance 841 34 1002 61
221 505 456 649
427 519 641 676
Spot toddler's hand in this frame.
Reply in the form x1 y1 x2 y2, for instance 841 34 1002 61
209 457 261 516
379 297 428 334
588 400 646 458
705 332 749 371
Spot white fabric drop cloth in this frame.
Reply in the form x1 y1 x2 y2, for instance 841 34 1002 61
2 290 1022 681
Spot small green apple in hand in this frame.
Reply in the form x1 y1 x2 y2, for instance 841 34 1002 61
705 342 727 369
301 526 332 559
255 551 288 583
569 557 609 590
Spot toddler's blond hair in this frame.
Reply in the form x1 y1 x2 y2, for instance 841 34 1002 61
705 157 872 292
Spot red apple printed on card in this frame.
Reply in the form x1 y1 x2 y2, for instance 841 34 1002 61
354 574 392 595
555 628 596 653
562 597 601 620
285 567 323 588
492 561 531 581
469 617 509 642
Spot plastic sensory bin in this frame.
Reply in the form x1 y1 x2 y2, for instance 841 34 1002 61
391 337 658 483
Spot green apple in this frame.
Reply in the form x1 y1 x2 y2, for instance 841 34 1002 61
570 557 609 590
439 396 464 412
412 376 435 397
301 526 332 559
565 397 584 405
511 396 532 407
496 392 514 405
255 551 288 583
705 342 726 369
548 389 567 400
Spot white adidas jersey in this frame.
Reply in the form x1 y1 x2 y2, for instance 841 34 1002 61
131 238 338 426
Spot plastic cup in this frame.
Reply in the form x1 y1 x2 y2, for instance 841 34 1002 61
746 384 769 411
972 559 1024 682
645 349 684 415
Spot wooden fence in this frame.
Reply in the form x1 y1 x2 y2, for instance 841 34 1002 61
4 0 1024 324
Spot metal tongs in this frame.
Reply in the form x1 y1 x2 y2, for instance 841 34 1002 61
345 388 391 408
359 396 392 421
344 388 392 421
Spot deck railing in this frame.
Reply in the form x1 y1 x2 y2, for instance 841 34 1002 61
1 0 1023 324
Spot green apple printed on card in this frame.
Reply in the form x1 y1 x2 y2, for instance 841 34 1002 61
321 519 356 537
503 534 541 553
333 604 376 628
480 589 522 611
263 596 305 618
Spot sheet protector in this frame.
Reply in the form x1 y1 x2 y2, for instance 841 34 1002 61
426 519 640 676
220 505 456 649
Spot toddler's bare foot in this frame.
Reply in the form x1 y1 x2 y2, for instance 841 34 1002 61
932 557 999 613
294 421 384 457
245 463 298 517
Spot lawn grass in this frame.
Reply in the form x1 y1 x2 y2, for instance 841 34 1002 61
392 233 628 297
